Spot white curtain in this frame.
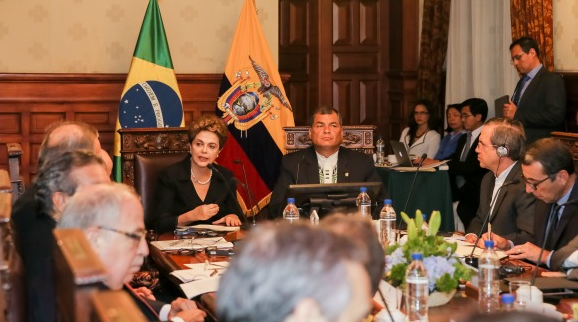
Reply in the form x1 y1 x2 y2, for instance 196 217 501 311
445 0 519 118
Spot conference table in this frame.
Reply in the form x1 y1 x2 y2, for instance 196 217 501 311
148 230 578 321
376 167 455 232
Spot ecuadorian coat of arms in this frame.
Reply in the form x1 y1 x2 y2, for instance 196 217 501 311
217 56 292 131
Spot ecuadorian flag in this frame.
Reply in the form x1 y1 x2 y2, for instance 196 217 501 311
216 0 294 215
113 0 184 182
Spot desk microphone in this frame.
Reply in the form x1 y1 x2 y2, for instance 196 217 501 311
465 178 520 266
233 159 261 226
531 198 578 285
207 164 250 229
295 155 305 184
400 153 427 227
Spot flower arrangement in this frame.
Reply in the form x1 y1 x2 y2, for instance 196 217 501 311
384 210 473 293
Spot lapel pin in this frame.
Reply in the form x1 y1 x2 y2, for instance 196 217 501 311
345 172 349 177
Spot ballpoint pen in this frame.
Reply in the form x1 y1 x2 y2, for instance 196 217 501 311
488 223 492 241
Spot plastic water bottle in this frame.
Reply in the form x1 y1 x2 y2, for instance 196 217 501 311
406 253 429 322
379 199 397 248
500 293 515 312
282 198 300 223
376 136 385 165
356 187 371 219
478 240 501 313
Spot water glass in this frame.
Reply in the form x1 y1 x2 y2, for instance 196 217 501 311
509 280 531 310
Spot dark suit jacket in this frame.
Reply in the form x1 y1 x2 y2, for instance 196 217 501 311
551 235 578 272
466 162 535 244
533 182 578 252
153 156 241 234
514 66 566 144
268 146 385 219
447 132 489 227
11 185 57 322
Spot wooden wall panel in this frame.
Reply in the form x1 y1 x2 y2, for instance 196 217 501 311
0 73 222 184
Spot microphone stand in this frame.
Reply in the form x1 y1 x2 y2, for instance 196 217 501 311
465 178 520 267
207 164 251 230
234 160 260 226
399 153 427 229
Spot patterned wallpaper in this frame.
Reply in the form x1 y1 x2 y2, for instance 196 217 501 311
0 1 576 73
553 0 578 71
0 0 278 73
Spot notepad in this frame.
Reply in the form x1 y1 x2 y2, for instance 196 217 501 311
150 237 233 251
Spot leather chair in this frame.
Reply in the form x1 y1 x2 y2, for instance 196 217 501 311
134 153 188 229
6 143 24 204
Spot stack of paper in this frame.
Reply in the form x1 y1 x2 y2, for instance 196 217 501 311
151 237 234 251
170 262 229 283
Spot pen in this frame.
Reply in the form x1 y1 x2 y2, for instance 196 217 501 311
210 269 218 277
488 223 492 241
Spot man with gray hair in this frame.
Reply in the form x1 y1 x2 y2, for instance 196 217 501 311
12 149 110 322
58 183 206 322
217 222 372 322
464 118 535 249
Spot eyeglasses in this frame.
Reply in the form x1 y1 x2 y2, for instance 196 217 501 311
521 175 551 190
97 226 146 243
476 140 497 150
461 113 473 119
510 52 527 64
413 111 429 116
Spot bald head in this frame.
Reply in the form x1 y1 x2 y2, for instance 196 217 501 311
38 121 99 167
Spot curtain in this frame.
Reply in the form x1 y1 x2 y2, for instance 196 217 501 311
445 0 519 119
416 0 451 109
510 0 554 71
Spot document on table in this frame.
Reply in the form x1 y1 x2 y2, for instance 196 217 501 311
452 239 507 259
150 237 233 251
393 160 449 172
180 224 240 232
180 276 220 299
170 262 229 283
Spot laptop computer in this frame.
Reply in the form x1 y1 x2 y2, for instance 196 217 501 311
389 141 414 167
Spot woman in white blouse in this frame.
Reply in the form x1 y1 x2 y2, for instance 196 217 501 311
399 99 440 158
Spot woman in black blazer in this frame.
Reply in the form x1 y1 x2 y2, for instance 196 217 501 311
152 115 242 233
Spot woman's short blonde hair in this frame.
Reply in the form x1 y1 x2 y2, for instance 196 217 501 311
187 114 228 148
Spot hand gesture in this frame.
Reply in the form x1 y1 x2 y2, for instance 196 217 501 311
213 214 242 226
503 100 517 120
193 204 219 221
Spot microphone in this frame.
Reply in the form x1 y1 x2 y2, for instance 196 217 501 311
531 198 578 285
400 153 428 227
233 159 261 226
207 164 250 229
295 155 305 184
466 178 521 265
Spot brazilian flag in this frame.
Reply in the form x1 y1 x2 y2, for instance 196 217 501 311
113 0 184 182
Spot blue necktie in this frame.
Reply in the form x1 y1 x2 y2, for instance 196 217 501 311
512 75 530 106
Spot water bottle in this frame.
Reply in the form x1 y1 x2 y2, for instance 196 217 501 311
282 198 300 223
478 240 501 313
379 199 397 248
500 293 515 312
406 253 429 322
376 136 385 165
356 187 371 219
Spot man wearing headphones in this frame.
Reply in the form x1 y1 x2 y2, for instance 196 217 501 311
464 118 536 249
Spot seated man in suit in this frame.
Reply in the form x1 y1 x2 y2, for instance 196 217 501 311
217 221 372 322
447 98 489 229
465 118 535 248
58 183 206 322
13 149 110 322
487 138 578 268
268 106 384 219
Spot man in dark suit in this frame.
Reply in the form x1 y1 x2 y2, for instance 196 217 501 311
493 138 578 267
465 118 535 248
447 98 489 228
503 36 566 144
58 183 206 322
10 121 110 322
550 235 578 276
268 106 384 219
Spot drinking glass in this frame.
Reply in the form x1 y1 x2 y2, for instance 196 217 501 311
509 280 531 310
